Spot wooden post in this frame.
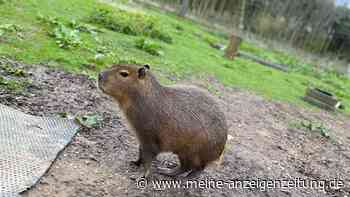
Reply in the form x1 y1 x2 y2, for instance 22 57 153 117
225 34 242 60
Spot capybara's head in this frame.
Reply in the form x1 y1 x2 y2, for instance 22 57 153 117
98 64 150 100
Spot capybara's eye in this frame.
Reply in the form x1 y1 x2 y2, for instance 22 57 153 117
119 71 129 77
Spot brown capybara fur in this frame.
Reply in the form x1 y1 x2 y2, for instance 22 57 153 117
98 64 228 177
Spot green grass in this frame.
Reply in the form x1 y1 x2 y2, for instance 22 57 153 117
0 0 349 114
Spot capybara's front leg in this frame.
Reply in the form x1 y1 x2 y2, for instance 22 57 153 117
141 145 158 178
131 146 144 167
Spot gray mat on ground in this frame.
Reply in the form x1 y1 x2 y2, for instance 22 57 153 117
0 104 79 196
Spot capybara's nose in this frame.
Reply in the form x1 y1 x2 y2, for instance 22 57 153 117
98 72 106 82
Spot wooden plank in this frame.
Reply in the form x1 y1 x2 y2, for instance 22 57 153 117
237 51 289 72
304 95 335 111
305 88 339 107
304 88 341 111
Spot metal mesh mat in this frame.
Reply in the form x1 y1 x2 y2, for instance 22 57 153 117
0 104 79 196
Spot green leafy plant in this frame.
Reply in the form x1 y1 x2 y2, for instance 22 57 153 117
69 20 102 34
38 15 83 49
37 14 60 26
89 5 172 43
0 75 30 92
85 42 119 66
290 119 331 138
135 37 163 56
50 24 82 49
0 23 23 38
75 113 103 129
0 64 26 77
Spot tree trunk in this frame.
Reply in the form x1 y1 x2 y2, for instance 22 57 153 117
239 0 246 31
178 0 190 17
225 34 242 60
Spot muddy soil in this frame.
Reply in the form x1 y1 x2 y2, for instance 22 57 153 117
1 58 349 197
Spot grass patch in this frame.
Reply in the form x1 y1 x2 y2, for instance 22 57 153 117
0 23 23 40
0 0 349 115
50 23 82 49
134 37 163 56
240 41 300 66
88 4 172 43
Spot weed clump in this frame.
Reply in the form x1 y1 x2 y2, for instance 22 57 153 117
0 64 26 77
135 37 163 56
37 15 82 49
290 119 331 138
0 63 31 92
89 5 172 43
0 75 30 92
0 23 23 39
51 24 82 49
69 20 102 35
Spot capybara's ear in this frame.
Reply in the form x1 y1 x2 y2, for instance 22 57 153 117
144 64 150 70
138 67 147 79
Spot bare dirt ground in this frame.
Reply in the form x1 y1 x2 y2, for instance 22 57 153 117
1 58 350 197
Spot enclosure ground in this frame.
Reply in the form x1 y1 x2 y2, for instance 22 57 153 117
1 59 349 197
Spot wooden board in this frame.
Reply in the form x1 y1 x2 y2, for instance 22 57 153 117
237 51 289 72
304 88 341 111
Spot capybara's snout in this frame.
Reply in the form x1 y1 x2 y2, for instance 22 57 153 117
98 71 107 83
97 71 108 92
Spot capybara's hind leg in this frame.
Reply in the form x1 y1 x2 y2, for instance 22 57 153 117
177 166 204 179
157 156 192 177
157 166 187 176
177 156 205 179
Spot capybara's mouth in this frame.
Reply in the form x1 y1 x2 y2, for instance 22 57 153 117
97 78 106 94
97 72 107 93
97 81 106 93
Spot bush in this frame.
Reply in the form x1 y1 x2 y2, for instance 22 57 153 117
135 37 163 56
89 5 172 43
